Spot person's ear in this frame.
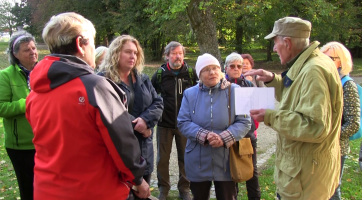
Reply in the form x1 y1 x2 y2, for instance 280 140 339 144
76 36 85 57
283 37 292 50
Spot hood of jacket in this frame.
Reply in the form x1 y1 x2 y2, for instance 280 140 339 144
30 54 94 93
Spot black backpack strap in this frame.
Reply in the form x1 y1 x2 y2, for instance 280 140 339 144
156 67 166 94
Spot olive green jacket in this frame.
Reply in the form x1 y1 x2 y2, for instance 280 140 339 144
264 41 343 200
0 64 34 149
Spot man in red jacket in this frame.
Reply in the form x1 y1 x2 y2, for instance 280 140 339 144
26 12 149 200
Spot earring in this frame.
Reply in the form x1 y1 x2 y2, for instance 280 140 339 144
82 54 85 57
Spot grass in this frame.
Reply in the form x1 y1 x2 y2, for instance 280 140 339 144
0 118 20 200
340 139 362 199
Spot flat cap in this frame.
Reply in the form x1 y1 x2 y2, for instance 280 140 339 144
265 17 311 39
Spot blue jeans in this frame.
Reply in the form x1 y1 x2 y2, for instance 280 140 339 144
329 155 347 200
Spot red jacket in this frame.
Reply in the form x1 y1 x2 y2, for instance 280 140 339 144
26 55 146 200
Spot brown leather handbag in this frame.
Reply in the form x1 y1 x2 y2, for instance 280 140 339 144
227 85 254 182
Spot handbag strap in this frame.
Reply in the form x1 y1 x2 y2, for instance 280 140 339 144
228 85 231 126
127 73 135 114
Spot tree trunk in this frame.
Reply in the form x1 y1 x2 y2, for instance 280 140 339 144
235 16 243 53
150 32 164 61
186 0 222 66
235 0 243 53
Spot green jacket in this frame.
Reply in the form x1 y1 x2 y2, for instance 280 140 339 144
0 64 34 149
264 41 343 200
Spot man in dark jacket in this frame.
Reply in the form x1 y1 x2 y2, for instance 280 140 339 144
151 41 197 200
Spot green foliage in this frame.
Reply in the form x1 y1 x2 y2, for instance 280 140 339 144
11 0 32 30
0 118 21 200
0 0 16 35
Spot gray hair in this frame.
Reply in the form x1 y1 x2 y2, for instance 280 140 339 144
164 41 185 61
6 31 36 66
278 36 309 51
224 52 243 69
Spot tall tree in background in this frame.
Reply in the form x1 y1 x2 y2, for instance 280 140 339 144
0 0 16 35
186 0 221 62
146 0 222 62
11 0 32 31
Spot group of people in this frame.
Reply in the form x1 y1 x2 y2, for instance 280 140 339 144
0 11 360 200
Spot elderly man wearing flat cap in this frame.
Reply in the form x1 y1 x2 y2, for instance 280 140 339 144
245 17 343 200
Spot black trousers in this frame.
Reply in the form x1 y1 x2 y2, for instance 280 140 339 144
236 142 261 200
6 148 35 200
190 180 237 200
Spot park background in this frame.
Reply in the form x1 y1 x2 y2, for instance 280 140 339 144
1 0 362 199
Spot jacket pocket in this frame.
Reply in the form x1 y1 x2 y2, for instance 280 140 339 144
275 161 302 199
185 140 197 153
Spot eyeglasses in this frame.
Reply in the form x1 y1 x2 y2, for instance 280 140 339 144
329 56 340 61
201 66 220 74
228 64 242 69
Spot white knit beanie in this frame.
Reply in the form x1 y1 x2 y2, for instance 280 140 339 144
195 53 220 78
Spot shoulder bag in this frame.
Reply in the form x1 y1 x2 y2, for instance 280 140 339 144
228 85 254 182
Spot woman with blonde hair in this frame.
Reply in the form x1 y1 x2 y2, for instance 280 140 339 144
26 12 149 199
98 35 163 199
321 42 360 200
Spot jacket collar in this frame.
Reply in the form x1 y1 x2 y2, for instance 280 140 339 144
162 62 190 74
286 41 320 81
199 78 230 91
30 54 93 93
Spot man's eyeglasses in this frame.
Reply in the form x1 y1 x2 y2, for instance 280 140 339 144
329 56 340 61
228 64 242 69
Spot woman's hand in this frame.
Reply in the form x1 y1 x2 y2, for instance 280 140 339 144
132 117 148 133
141 129 152 138
207 132 224 148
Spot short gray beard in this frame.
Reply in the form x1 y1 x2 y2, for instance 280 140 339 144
170 62 182 69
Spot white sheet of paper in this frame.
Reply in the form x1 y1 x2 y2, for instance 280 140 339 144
234 87 275 115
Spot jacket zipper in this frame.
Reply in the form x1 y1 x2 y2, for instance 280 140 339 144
209 88 215 180
174 77 178 129
13 119 19 147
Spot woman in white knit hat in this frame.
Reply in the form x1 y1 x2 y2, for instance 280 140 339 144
177 53 252 199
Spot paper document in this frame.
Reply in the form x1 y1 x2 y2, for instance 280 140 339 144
234 87 275 115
